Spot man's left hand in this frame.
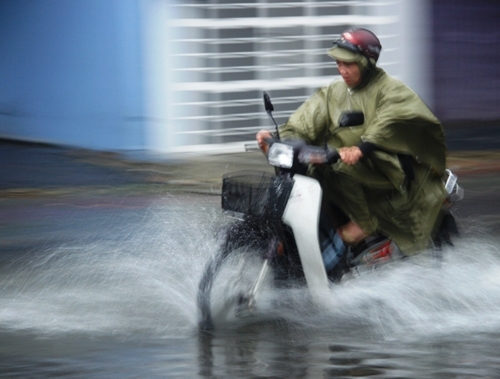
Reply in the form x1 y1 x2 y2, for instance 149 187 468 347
339 146 363 165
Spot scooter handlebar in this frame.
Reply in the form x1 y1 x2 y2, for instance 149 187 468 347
263 138 340 168
264 137 278 146
325 150 340 164
298 145 340 165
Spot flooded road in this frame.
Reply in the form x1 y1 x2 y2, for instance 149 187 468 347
1 184 500 378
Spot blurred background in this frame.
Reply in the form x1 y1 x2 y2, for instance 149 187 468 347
0 0 499 157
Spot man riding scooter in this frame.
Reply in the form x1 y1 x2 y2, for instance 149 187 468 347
257 28 448 255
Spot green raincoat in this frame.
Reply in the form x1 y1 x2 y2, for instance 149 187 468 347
279 67 448 254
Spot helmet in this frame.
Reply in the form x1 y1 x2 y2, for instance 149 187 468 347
328 28 382 66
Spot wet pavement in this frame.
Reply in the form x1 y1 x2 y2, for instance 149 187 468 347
0 137 498 192
1 136 499 233
0 139 273 197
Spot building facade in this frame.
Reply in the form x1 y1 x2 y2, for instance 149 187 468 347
0 0 498 155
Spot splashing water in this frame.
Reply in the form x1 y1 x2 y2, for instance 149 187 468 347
0 195 223 338
1 194 499 345
321 237 500 337
204 235 500 341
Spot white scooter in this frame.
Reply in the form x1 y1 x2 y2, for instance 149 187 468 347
197 92 463 331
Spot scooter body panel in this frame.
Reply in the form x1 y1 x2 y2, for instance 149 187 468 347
282 174 330 293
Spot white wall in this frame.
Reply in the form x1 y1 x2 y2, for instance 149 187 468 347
139 0 174 153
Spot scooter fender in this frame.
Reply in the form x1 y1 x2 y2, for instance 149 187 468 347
282 174 330 294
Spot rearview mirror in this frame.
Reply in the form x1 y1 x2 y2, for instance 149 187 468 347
263 91 274 113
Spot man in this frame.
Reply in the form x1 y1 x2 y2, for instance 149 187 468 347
257 28 448 254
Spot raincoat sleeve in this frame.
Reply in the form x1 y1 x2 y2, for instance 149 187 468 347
279 87 330 145
361 78 447 176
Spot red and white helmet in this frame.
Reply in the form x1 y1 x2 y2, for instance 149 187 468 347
329 28 382 66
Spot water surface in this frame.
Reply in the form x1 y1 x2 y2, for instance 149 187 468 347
1 193 499 378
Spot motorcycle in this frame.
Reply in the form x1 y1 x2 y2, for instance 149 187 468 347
197 92 463 331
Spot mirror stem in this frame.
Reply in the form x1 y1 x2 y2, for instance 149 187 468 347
263 91 280 140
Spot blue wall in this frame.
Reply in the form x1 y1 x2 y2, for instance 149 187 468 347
0 0 146 150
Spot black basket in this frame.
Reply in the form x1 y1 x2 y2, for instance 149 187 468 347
221 170 293 219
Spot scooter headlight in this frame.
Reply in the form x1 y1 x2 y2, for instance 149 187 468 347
268 142 294 169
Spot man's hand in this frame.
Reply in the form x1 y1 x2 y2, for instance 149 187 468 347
339 146 363 165
256 129 273 153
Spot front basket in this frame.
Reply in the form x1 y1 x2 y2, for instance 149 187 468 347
221 170 293 219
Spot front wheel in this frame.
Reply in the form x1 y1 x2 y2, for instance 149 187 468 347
197 223 276 331
197 241 271 331
197 219 305 331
